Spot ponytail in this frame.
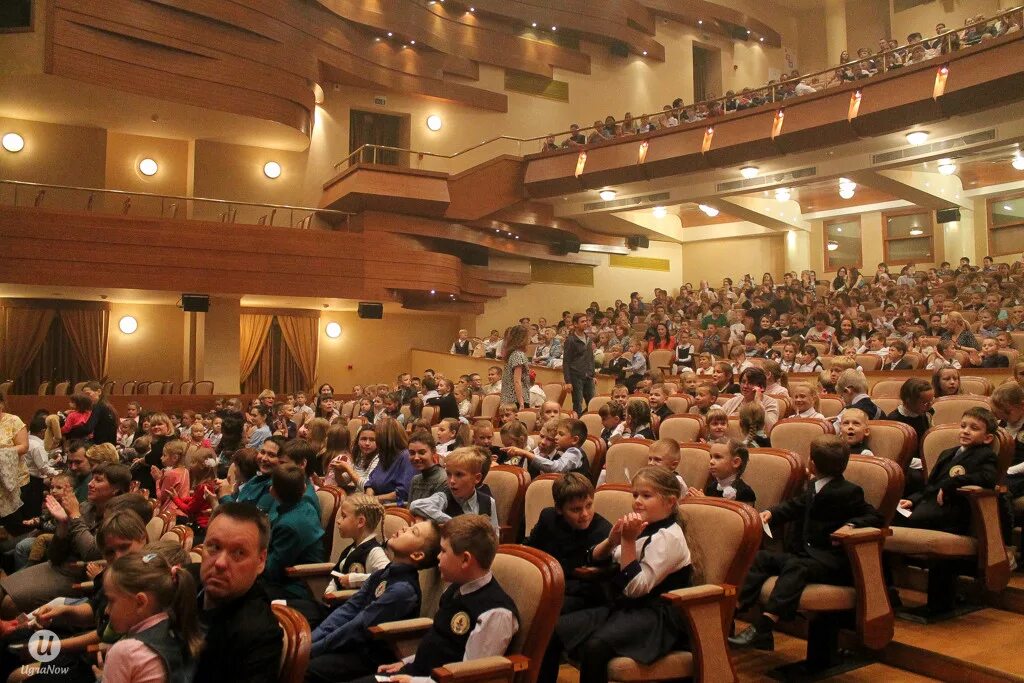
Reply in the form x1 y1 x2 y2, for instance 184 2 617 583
169 565 204 659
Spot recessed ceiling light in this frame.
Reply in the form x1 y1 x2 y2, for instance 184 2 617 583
759 37 765 42
599 189 617 201
325 322 342 338
839 178 857 193
775 188 791 202
698 20 703 25
410 40 416 45
551 26 557 31
653 206 667 218
827 240 839 251
531 21 537 27
263 161 282 179
906 131 929 145
739 166 758 179
836 227 843 233
1003 204 1012 211
746 29 751 34
909 228 924 236
469 7 474 11
937 159 956 175
642 50 647 56
698 204 719 217
2 132 24 153
138 158 158 176
430 289 436 295
387 31 393 37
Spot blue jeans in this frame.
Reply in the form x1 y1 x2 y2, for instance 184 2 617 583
570 377 596 415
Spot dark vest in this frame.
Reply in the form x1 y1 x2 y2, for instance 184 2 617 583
407 576 518 676
369 563 422 610
452 339 471 356
625 517 692 601
444 490 492 518
333 538 382 575
132 617 194 683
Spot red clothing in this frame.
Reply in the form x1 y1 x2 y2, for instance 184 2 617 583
647 337 676 353
156 467 190 517
173 479 216 528
60 410 92 435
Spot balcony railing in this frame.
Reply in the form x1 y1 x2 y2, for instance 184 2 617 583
0 180 352 230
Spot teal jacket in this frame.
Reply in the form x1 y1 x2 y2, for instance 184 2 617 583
264 498 325 599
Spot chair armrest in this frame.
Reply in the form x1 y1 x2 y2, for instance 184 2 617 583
573 565 615 581
833 527 893 649
432 655 530 683
71 581 94 593
369 617 435 640
661 584 737 683
324 589 358 604
959 486 1011 592
498 525 513 544
284 562 334 578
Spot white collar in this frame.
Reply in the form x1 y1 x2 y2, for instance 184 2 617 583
458 571 494 595
716 474 737 489
897 404 919 418
814 476 833 494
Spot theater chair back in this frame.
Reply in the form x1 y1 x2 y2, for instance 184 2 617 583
843 455 904 525
604 439 653 484
768 418 833 467
930 395 990 427
865 421 918 470
658 414 706 444
272 604 311 683
743 448 804 512
523 474 560 537
484 465 530 542
677 442 711 492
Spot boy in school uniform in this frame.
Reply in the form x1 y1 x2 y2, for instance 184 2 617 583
525 473 612 613
598 403 626 445
647 439 687 490
356 515 519 683
410 448 500 535
648 385 673 421
730 436 882 650
307 520 442 683
993 383 1024 499
407 430 447 505
471 421 504 462
689 384 720 417
505 418 591 479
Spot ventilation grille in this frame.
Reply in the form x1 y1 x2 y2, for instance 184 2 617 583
715 166 816 192
871 129 996 164
583 191 671 211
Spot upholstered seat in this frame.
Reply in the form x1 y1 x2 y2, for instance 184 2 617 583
603 439 653 484
480 393 502 420
272 604 311 683
581 435 606 482
484 465 530 542
542 382 566 406
677 443 711 492
523 474 559 536
768 418 833 466
760 577 856 611
658 414 706 444
580 412 603 438
743 448 803 512
930 395 990 425
588 395 612 413
516 409 539 432
608 650 694 681
864 420 917 470
886 528 977 556
870 379 904 398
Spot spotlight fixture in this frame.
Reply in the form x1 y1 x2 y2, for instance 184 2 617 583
642 50 647 56
906 131 929 145
426 114 442 131
653 206 667 218
118 316 139 334
909 228 924 236
1012 155 1024 171
551 26 557 31
937 159 956 176
410 40 416 45
1 132 24 153
387 31 393 37
531 21 537 27
325 322 342 338
430 289 436 295
827 240 839 251
599 189 617 201
263 161 282 179
138 158 158 176
774 188 791 202
739 166 758 179
698 204 719 217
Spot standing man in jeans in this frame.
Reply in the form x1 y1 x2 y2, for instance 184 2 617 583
563 313 596 415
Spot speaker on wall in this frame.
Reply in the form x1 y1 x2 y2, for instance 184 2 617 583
358 302 383 319
181 294 209 313
555 237 581 255
936 208 962 223
627 234 650 249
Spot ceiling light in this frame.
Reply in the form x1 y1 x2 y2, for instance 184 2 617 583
906 131 929 145
1004 204 1013 211
2 132 24 153
759 37 765 42
531 21 537 27
375 37 381 41
1012 155 1024 171
263 161 282 179
746 29 751 34
469 7 475 12
138 158 158 176
409 40 416 45
118 316 138 335
551 26 557 31
739 166 758 179
835 227 842 233
426 114 442 131
909 228 923 236
387 31 393 37
838 177 857 192
775 188 791 202
839 188 855 200
827 240 839 251
642 51 647 56
599 190 617 201
430 289 436 295
937 159 956 175
325 322 342 338
698 204 719 217
698 20 703 24
653 206 667 218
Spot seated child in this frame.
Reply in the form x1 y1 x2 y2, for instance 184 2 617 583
620 399 655 440
326 493 390 605
434 418 459 458
691 439 756 504
978 337 1009 368
407 430 447 504
647 438 687 490
791 383 825 419
598 402 626 445
497 420 530 467
648 384 672 421
994 383 1024 499
472 421 503 462
792 345 824 373
704 410 730 444
694 353 716 376
307 519 442 683
60 393 93 437
365 516 519 683
689 384 721 417
508 418 590 478
544 467 692 683
410 448 500 534
833 369 884 431
540 401 563 425
525 473 612 613
839 408 874 456
730 435 881 650
171 449 218 541
739 402 770 448
151 438 190 517
679 372 699 397
886 378 934 494
672 334 695 374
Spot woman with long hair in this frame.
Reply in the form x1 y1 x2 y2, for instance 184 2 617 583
363 418 414 506
499 325 531 411
647 323 675 352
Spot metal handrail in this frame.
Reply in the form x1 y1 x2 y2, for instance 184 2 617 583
333 4 1023 167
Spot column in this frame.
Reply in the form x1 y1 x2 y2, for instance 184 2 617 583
195 296 241 395
824 0 848 66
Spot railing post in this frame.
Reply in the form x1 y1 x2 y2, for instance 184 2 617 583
290 208 294 228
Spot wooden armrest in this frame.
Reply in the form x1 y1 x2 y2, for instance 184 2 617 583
67 560 106 571
498 525 513 544
285 562 334 578
369 617 434 640
72 581 94 592
324 589 358 604
433 655 529 683
836 527 894 649
963 486 1011 592
831 526 891 545
573 565 615 581
662 584 737 681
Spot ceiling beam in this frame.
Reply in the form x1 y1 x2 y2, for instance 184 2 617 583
846 170 971 210
707 196 809 232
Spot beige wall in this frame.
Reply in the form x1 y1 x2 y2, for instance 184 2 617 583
680 234 786 284
797 7 831 72
103 132 190 215
889 0 1000 43
0 0 46 75
317 311 461 390
845 0 892 55
107 303 186 385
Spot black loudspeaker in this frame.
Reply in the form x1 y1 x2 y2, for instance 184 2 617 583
555 237 581 255
181 294 209 313
936 207 962 223
609 41 629 57
627 234 650 249
358 302 383 319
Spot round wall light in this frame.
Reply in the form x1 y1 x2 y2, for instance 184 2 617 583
118 316 138 334
263 161 282 179
906 131 929 145
138 158 158 176
2 132 25 153
426 115 443 131
1012 155 1024 171
325 321 342 338
775 188 791 202
909 228 924 236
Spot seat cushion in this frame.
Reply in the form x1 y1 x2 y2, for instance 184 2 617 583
759 577 856 611
608 651 694 682
885 527 977 557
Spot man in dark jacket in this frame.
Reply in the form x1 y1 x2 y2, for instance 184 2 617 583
562 313 596 415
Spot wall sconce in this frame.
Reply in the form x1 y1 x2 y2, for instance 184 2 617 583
2 133 24 153
426 115 442 131
118 316 138 334
325 322 342 338
263 161 282 179
138 158 158 176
